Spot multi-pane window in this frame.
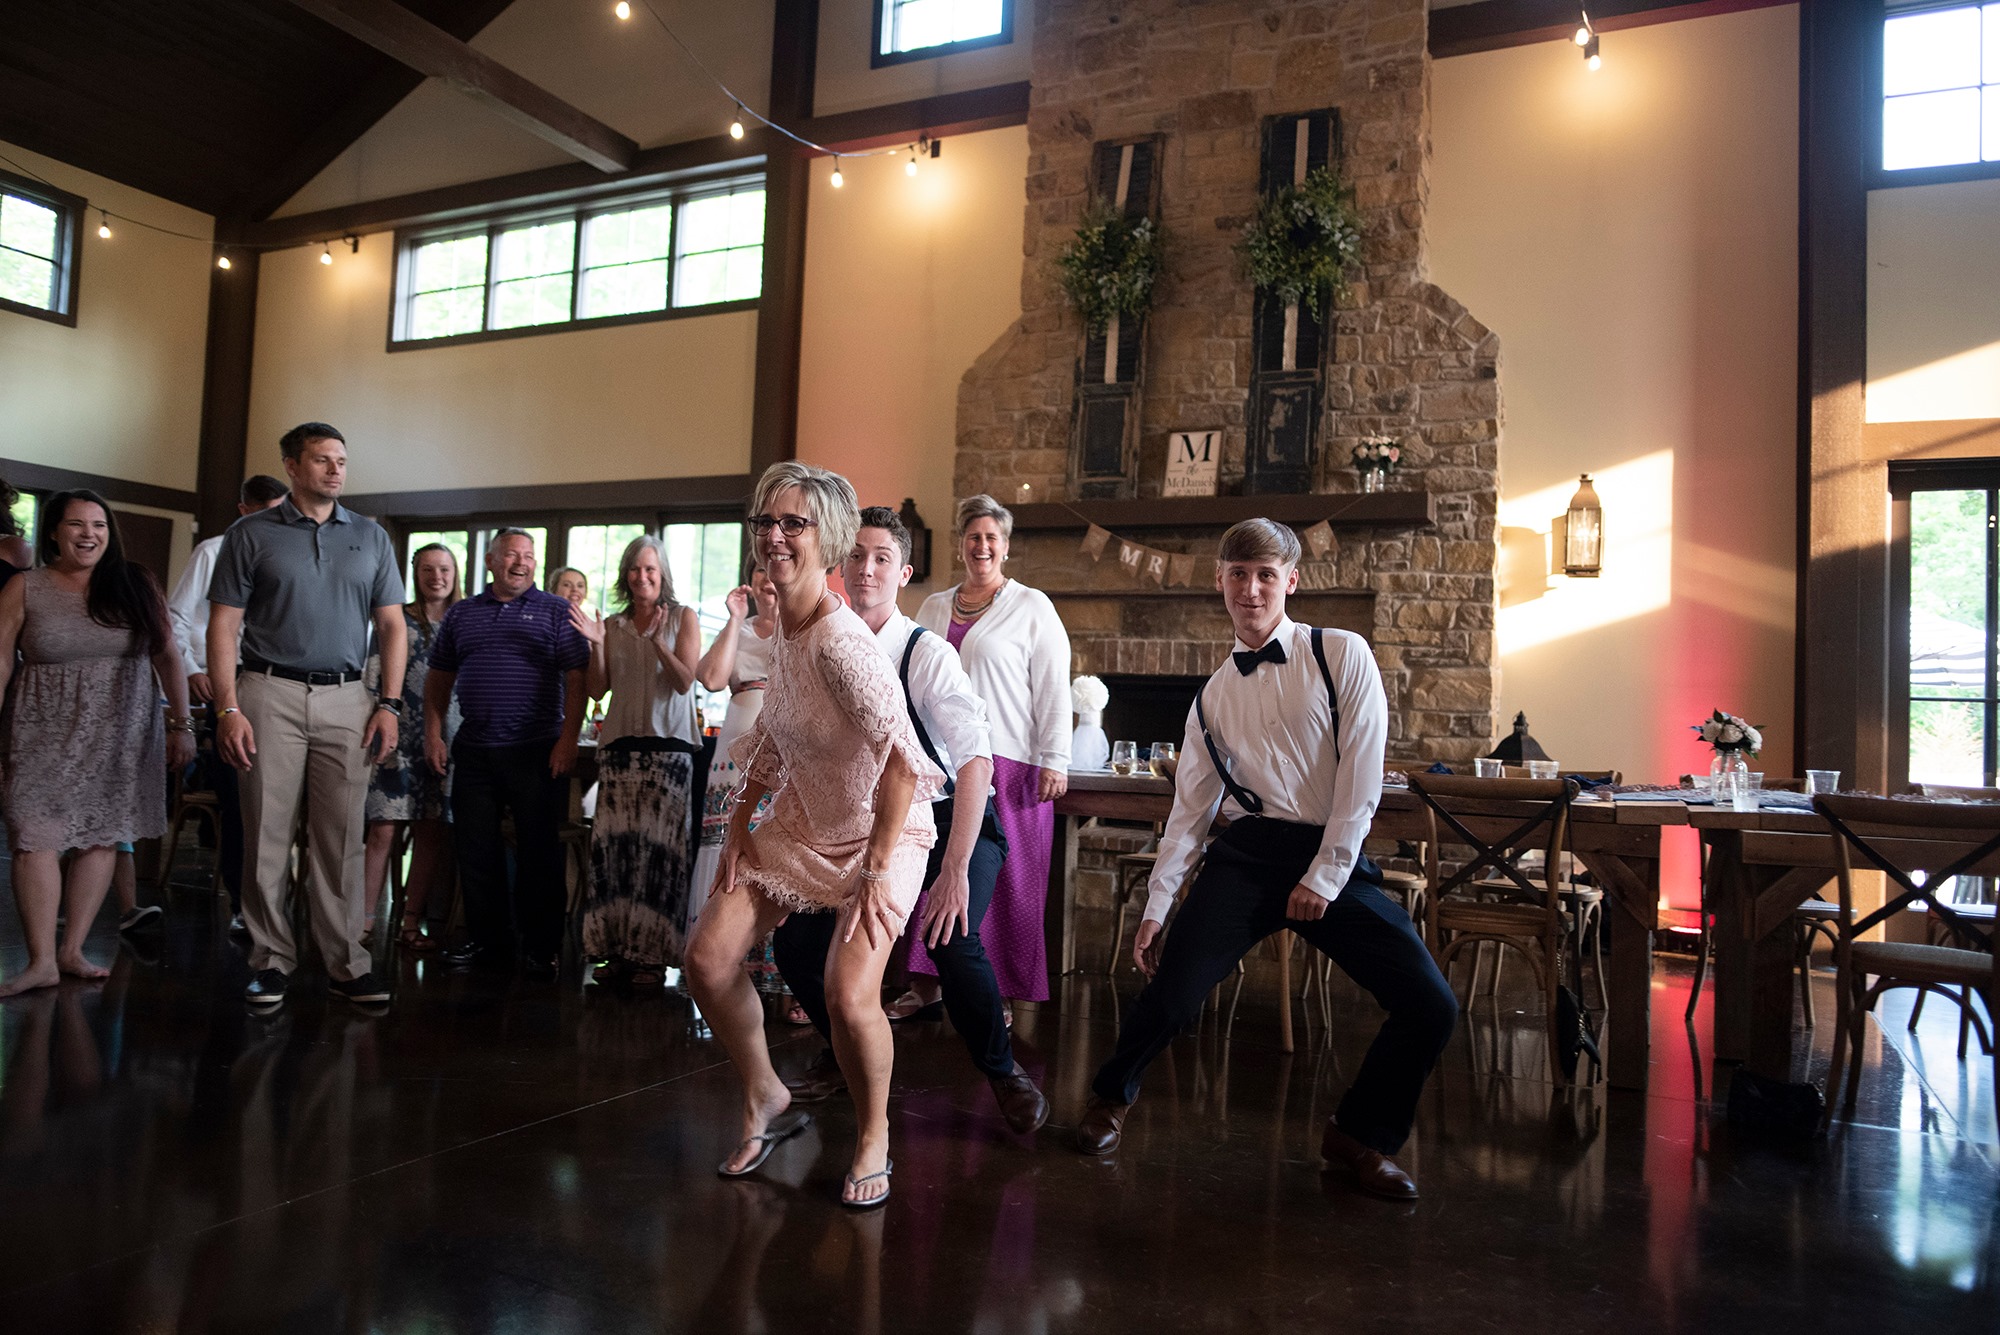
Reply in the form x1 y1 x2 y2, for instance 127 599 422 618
393 180 764 346
0 173 81 325
1882 3 2000 171
564 523 651 609
403 529 470 602
875 0 1011 64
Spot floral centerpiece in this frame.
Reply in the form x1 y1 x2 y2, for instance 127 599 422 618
1693 709 1763 755
1056 205 1165 336
1236 165 1365 320
1352 436 1401 492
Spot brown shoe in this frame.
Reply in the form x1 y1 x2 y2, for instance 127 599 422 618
1075 1096 1129 1155
782 1049 847 1103
990 1065 1050 1135
1321 1121 1419 1200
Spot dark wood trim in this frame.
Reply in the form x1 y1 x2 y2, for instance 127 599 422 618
194 249 261 541
1009 491 1437 531
750 0 819 478
1795 0 1879 784
341 473 755 519
1869 159 2000 190
0 456 199 515
279 0 636 172
869 0 1016 68
1428 0 1795 58
226 82 1031 250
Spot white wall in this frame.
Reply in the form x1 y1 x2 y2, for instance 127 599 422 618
0 140 212 495
1429 7 1800 791
245 231 757 494
794 124 1028 606
1866 177 2000 424
813 0 1033 116
279 0 775 216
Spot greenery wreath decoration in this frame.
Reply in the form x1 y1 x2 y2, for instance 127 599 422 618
1055 203 1165 335
1237 165 1365 320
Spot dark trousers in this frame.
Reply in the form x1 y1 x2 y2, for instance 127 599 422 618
1090 818 1457 1155
773 796 1016 1079
202 744 244 914
452 740 568 963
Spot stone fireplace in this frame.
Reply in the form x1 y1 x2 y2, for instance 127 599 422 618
953 0 1501 765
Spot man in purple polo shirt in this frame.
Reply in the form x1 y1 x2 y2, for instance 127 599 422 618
423 529 588 978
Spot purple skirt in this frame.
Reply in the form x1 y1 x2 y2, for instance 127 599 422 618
907 754 1051 1001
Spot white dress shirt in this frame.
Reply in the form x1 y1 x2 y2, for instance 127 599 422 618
916 580 1072 770
167 533 226 678
871 609 993 799
1144 616 1387 925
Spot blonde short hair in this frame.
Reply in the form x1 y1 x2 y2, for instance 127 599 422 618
955 493 1014 539
1218 518 1300 567
749 462 861 573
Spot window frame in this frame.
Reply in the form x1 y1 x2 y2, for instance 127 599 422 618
1871 0 2000 189
0 168 84 328
385 175 765 352
870 0 1015 69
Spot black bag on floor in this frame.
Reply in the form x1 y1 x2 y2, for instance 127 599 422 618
1725 1069 1824 1137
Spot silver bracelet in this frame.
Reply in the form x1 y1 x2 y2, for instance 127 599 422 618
857 867 890 883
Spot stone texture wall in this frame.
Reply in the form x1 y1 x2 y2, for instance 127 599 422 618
953 0 1501 762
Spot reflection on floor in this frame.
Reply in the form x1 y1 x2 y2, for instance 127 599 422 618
0 874 1993 1332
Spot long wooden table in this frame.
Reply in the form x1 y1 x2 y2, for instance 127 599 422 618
1048 775 1685 1091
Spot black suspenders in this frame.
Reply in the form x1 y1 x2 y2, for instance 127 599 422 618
1192 626 1343 815
900 626 956 798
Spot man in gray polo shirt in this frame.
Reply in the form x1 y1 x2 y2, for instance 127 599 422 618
208 422 407 1009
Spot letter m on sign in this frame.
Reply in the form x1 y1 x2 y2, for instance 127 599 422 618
1164 430 1221 498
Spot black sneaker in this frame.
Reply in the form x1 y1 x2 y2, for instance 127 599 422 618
329 971 392 1005
228 913 250 938
245 968 289 1007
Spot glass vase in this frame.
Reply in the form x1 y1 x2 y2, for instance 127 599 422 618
1710 749 1749 805
1360 467 1386 493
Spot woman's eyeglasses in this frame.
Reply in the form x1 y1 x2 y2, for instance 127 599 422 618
746 515 818 537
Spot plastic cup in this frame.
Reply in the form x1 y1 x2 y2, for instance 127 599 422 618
1473 758 1504 778
1806 769 1840 796
1731 772 1765 812
1526 760 1560 780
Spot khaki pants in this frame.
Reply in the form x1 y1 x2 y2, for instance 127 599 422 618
237 673 373 981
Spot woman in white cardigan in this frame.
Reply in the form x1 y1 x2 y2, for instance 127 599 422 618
903 494 1072 1010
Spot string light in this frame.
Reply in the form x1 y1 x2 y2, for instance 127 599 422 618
829 158 844 188
906 150 918 177
216 253 232 270
614 1 631 19
1575 10 1601 69
97 210 112 240
1585 33 1601 70
729 105 745 140
320 242 334 265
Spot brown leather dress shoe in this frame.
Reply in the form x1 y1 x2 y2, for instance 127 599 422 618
1321 1121 1419 1200
782 1050 848 1103
990 1066 1050 1135
1075 1096 1129 1155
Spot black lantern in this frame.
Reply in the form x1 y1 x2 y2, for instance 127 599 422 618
1487 712 1552 765
898 498 931 582
1551 473 1603 578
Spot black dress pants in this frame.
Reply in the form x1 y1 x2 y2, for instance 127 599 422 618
452 740 569 963
1089 818 1457 1155
773 796 1016 1079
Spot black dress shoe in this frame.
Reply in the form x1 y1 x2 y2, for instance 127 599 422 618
1075 1096 1129 1155
990 1066 1050 1135
783 1049 848 1103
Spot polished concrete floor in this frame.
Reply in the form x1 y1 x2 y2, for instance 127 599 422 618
0 868 1994 1334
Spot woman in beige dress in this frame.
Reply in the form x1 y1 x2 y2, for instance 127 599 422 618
684 462 943 1209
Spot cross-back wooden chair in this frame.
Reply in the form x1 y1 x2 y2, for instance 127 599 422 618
1814 794 2000 1130
1408 773 1583 1083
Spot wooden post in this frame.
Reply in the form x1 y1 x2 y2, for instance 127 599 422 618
194 248 259 542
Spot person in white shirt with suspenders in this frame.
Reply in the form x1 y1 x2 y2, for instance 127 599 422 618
1075 519 1457 1199
772 507 1052 1136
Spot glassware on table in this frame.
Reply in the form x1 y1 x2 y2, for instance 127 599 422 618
1473 757 1504 779
1526 759 1560 780
1149 741 1177 776
1111 740 1138 777
1728 771 1765 812
1805 769 1841 796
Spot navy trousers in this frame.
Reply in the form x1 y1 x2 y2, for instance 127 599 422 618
1089 817 1457 1155
773 795 1016 1079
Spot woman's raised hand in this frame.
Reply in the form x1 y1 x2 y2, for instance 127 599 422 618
567 600 605 647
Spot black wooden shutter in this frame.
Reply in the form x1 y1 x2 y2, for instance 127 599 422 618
1069 136 1161 500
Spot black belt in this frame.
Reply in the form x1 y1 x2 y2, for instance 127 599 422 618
242 661 364 686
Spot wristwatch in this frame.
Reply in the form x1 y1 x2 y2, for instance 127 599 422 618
374 697 404 715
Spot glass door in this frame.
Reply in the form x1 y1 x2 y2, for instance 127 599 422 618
1904 486 1996 787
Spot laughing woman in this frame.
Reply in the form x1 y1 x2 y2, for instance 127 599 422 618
0 491 195 995
684 462 944 1209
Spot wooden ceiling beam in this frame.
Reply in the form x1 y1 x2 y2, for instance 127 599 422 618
1428 0 1794 59
279 0 637 172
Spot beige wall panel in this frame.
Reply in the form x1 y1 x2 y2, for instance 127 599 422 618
1867 178 2000 424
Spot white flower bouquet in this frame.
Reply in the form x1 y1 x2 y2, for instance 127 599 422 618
1693 709 1763 756
1352 437 1401 475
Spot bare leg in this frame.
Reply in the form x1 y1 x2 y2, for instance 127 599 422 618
404 819 448 925
112 850 137 915
0 849 64 996
826 925 900 1205
56 845 115 980
686 883 795 1172
363 821 400 925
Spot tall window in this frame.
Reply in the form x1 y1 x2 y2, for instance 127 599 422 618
0 171 82 326
392 179 764 347
564 523 651 612
1881 3 2000 174
874 0 1011 65
1894 466 2000 798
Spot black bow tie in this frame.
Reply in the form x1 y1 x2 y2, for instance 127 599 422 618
1233 640 1287 676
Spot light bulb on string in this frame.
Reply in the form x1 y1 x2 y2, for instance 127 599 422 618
905 150 918 177
320 242 334 266
829 158 844 188
97 211 112 240
729 105 745 139
216 253 232 270
1574 24 1590 44
1584 33 1601 69
614 1 631 19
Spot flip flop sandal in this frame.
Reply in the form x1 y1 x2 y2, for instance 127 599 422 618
841 1159 893 1210
717 1110 813 1178
887 998 945 1024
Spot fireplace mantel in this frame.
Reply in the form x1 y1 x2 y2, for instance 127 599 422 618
1009 492 1434 532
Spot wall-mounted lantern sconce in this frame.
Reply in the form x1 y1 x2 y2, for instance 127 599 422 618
899 497 932 582
1549 473 1603 577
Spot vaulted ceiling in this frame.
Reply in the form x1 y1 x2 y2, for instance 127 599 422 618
0 0 518 220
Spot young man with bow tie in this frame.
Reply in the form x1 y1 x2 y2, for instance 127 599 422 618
1074 519 1457 1199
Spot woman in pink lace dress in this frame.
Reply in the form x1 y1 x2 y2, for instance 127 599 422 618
685 462 943 1209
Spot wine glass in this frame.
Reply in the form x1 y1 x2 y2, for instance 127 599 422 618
1111 740 1138 777
1149 742 1178 776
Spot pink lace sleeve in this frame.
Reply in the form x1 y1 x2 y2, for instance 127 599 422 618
816 631 947 803
729 716 782 788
